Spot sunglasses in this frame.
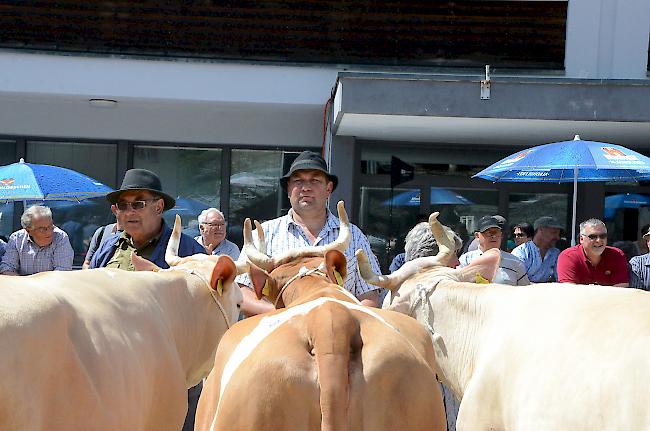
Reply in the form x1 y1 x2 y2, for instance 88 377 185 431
584 233 607 241
115 199 158 211
514 233 527 238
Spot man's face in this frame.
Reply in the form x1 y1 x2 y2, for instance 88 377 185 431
27 216 55 247
580 223 608 258
199 211 226 247
287 170 333 214
476 227 502 251
537 227 561 247
112 190 164 245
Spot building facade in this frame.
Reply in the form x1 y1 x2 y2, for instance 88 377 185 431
0 0 648 269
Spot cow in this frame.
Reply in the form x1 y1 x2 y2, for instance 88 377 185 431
357 212 650 431
0 215 244 431
195 201 446 431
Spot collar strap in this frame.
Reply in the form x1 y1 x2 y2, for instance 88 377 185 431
274 263 329 308
160 267 233 329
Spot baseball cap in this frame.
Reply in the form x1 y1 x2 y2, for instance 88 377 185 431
643 226 650 238
477 216 503 233
534 216 563 231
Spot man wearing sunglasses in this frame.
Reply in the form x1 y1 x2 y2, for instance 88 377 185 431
557 218 628 286
88 168 206 431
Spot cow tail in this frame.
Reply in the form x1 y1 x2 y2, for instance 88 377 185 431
307 301 361 431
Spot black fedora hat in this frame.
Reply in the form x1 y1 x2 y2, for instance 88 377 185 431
106 169 176 211
280 151 338 191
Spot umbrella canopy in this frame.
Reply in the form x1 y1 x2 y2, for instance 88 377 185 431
604 193 650 220
383 187 473 206
0 159 112 202
473 135 650 244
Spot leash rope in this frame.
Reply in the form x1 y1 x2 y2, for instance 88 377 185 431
274 263 329 308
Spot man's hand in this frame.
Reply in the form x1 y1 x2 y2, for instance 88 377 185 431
239 284 275 317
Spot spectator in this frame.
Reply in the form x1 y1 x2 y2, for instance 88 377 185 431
401 217 463 431
634 224 650 257
195 208 240 260
512 222 534 247
629 226 650 291
88 168 205 431
403 221 462 267
389 214 429 273
82 218 121 269
557 218 628 286
459 216 530 286
237 150 383 315
0 205 74 275
512 216 562 283
467 214 505 252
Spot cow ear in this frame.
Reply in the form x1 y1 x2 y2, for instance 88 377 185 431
132 252 161 272
249 262 272 300
455 248 500 283
210 255 236 295
324 250 347 286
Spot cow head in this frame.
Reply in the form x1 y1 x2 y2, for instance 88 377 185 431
243 201 351 308
357 212 500 314
132 215 245 326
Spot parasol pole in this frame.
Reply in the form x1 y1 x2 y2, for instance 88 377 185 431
571 166 578 246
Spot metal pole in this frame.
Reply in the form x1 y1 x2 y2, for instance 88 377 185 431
571 167 578 246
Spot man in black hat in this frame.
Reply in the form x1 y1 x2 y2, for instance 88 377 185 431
89 168 205 270
237 151 383 315
89 168 206 431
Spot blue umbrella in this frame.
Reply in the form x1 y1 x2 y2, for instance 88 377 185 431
0 158 112 202
473 135 650 244
383 187 473 206
604 193 650 220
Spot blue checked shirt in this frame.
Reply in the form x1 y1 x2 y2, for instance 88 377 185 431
0 227 74 275
194 236 240 261
511 241 560 283
629 253 650 291
236 209 382 299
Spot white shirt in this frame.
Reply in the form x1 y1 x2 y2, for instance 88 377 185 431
459 248 530 286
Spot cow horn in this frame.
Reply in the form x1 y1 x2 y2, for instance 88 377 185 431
242 218 275 272
165 214 183 267
357 249 443 292
428 212 455 265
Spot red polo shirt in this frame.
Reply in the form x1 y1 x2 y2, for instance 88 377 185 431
557 245 629 285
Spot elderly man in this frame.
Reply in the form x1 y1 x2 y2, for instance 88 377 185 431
512 216 562 283
459 215 530 286
89 168 205 431
237 150 382 316
557 218 628 286
195 208 240 260
0 205 73 275
629 226 650 290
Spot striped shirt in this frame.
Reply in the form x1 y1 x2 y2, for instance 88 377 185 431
0 227 74 275
236 209 382 299
511 241 560 283
194 236 240 261
459 249 530 285
628 253 650 291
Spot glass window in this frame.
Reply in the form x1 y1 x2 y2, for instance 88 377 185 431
134 145 222 240
604 192 650 257
228 149 296 247
25 141 118 267
359 187 424 273
508 192 569 248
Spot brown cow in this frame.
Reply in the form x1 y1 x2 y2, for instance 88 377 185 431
195 202 446 431
0 215 243 431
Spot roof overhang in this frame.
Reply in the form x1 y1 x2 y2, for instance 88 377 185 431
332 72 650 148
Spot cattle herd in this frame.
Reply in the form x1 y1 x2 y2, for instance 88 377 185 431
1 203 649 430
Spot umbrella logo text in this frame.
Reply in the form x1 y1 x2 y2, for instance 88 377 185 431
498 150 531 167
601 147 639 163
1 178 14 185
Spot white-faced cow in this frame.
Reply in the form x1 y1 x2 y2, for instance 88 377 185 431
357 212 650 431
195 201 446 431
0 215 243 431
